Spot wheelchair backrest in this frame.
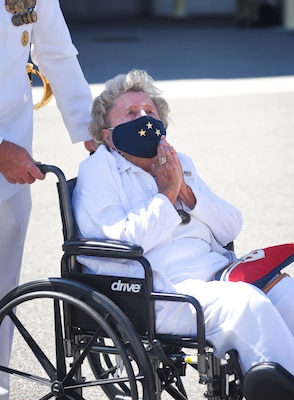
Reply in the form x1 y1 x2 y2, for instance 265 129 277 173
57 176 77 241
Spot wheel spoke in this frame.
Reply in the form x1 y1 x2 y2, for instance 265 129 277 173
9 310 57 380
65 374 144 390
0 365 51 387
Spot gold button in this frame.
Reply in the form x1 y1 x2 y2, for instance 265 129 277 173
21 30 29 46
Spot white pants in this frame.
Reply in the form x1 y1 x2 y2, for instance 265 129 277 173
0 187 31 399
156 276 294 376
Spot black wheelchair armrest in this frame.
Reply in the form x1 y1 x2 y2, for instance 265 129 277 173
62 238 143 259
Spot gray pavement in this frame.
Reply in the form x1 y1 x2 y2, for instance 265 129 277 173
69 16 294 83
9 17 294 399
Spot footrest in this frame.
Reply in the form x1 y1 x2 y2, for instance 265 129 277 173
243 362 294 400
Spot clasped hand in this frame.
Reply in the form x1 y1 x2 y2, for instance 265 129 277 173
152 136 196 207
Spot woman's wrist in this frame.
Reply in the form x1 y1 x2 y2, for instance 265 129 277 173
179 184 196 208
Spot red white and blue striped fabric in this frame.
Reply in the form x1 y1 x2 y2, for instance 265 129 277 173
216 243 294 289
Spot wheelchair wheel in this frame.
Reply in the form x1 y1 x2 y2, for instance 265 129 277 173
0 278 155 400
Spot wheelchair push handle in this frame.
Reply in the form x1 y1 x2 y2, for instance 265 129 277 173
37 163 66 181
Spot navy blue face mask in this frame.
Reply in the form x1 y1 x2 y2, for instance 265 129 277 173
112 116 166 158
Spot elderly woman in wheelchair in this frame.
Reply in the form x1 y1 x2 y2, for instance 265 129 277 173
1 69 294 400
71 69 294 397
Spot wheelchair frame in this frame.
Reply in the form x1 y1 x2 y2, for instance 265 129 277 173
0 164 293 400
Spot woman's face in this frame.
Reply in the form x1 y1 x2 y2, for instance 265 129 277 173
102 91 160 148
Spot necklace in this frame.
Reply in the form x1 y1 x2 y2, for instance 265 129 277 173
6 0 37 26
176 208 191 224
174 198 191 224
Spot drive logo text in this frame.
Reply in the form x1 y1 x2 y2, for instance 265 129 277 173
111 279 142 293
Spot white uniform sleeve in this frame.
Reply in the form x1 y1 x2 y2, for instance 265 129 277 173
30 0 92 143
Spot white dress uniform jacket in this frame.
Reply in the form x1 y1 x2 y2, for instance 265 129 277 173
0 0 92 203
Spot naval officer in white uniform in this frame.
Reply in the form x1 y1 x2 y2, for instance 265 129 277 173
0 0 96 397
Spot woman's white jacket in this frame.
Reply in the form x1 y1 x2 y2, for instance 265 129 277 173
73 145 243 290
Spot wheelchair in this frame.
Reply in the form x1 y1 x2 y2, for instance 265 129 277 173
0 164 294 400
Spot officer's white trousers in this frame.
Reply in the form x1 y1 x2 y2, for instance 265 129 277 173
0 187 31 399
